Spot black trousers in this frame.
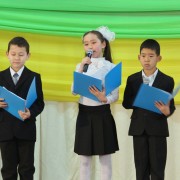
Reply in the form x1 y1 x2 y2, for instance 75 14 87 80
0 138 35 180
133 133 167 180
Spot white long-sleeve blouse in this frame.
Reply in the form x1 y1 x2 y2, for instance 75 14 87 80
72 57 119 106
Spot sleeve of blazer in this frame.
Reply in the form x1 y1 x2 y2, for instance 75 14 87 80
122 72 142 109
122 76 135 109
29 73 44 119
167 77 176 117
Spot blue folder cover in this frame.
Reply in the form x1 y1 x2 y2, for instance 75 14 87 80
172 83 180 98
105 62 122 95
0 77 37 120
73 62 122 101
26 77 37 108
73 72 102 101
133 84 172 114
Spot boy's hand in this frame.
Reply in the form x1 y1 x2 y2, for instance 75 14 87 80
18 108 31 120
0 98 7 108
89 86 107 103
155 101 170 116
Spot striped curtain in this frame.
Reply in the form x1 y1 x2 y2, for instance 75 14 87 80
0 0 179 103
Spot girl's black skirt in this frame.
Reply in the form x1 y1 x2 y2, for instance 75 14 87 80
74 104 119 155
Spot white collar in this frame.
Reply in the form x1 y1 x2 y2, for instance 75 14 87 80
10 66 24 77
91 57 105 63
142 69 158 85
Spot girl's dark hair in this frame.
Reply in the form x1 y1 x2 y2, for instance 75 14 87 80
83 30 113 62
140 39 160 56
7 37 30 54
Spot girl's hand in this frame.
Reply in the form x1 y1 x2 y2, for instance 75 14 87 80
18 108 31 120
79 57 91 73
89 86 107 103
155 101 170 116
0 98 7 108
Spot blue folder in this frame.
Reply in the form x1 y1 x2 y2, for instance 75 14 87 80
0 77 37 120
26 77 37 108
73 62 122 102
133 84 172 114
73 73 102 101
105 62 122 96
172 83 180 98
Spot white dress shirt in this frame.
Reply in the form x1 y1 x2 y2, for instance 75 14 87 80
10 66 24 81
72 57 119 106
142 69 158 86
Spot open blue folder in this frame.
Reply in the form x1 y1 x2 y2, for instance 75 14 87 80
0 77 37 120
133 84 173 114
73 62 122 102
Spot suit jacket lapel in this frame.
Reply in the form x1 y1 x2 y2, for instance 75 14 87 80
2 69 15 91
152 70 163 88
15 67 31 89
137 71 143 86
2 67 31 90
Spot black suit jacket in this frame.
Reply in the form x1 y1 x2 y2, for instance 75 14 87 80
0 66 44 141
122 70 175 137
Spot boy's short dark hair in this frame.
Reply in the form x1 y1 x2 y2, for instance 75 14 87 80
7 37 30 54
140 39 160 56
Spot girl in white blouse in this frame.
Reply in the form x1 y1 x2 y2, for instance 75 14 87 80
72 26 119 180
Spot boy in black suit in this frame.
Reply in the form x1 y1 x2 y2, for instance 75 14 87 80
122 39 176 180
0 37 44 180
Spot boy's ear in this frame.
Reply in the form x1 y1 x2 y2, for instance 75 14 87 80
158 55 162 62
138 55 140 60
27 53 31 60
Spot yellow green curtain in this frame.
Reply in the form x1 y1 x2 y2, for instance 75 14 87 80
0 0 180 38
0 0 180 103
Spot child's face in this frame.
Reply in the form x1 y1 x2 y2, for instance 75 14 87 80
138 48 161 74
6 45 30 72
83 33 106 58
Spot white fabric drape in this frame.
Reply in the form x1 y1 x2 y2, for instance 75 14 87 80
0 102 180 180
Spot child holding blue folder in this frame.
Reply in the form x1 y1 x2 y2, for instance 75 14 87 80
0 37 44 180
72 26 119 180
122 39 176 180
